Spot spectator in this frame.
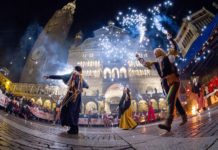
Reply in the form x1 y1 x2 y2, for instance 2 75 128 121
192 78 202 112
147 101 156 123
103 111 109 127
88 111 92 127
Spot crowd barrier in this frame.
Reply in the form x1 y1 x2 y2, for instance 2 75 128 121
0 92 10 108
0 91 54 121
0 92 119 126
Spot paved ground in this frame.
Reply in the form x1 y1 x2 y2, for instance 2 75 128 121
0 106 217 150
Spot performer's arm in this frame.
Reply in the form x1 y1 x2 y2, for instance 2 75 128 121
167 33 178 63
46 75 63 80
167 33 178 56
44 74 71 80
168 34 177 50
82 79 89 89
136 54 154 69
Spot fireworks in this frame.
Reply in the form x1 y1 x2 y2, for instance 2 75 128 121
115 0 175 47
116 9 147 43
147 0 174 35
97 25 137 65
153 15 168 34
96 0 189 67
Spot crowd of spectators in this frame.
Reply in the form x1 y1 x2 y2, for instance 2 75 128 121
0 84 53 122
0 83 166 127
207 75 218 94
184 75 218 112
83 110 164 127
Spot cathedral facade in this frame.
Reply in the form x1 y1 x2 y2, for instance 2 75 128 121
68 24 164 114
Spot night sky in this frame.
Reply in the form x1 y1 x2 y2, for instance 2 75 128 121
0 0 217 81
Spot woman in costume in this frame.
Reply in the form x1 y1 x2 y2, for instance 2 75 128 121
119 88 137 130
44 66 89 134
147 101 156 123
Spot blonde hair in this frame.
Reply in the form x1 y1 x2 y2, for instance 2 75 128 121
154 48 167 57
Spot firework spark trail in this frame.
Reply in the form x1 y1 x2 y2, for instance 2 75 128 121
116 0 174 44
117 9 147 43
146 0 173 34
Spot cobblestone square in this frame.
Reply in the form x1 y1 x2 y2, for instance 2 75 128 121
0 105 217 150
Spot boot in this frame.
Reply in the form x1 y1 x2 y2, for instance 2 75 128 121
158 115 173 132
179 114 187 126
74 125 78 134
67 126 75 134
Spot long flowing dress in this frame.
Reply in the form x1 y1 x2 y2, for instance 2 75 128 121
147 101 156 122
119 93 137 130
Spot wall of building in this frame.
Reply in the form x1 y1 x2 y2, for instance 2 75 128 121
0 73 12 91
20 2 76 83
175 8 215 56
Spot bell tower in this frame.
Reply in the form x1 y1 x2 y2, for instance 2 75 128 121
20 1 77 83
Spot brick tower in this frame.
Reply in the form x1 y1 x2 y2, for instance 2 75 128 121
20 1 76 83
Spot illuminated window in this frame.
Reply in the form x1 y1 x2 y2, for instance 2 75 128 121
120 67 127 78
104 68 111 79
82 53 86 58
85 101 97 114
89 53 94 58
144 53 148 57
150 99 158 110
112 68 119 79
138 100 148 112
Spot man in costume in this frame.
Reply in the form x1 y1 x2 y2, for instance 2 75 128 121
44 66 89 134
192 78 204 111
136 33 187 132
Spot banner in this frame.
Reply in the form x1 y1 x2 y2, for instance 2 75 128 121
78 118 104 125
78 118 88 125
30 107 54 121
0 93 10 108
0 91 118 125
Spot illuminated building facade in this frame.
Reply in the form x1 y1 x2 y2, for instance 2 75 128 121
9 24 166 114
0 72 12 91
68 23 165 114
175 7 214 57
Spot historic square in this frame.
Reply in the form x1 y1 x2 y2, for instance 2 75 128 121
0 0 217 149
